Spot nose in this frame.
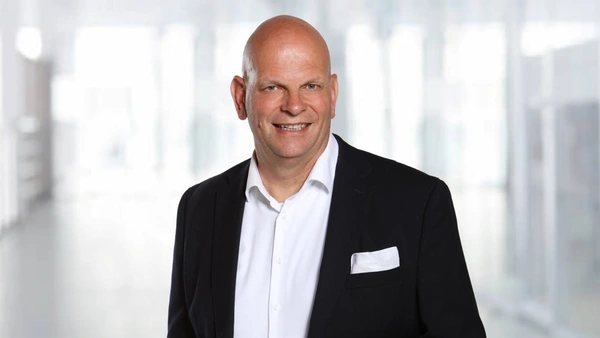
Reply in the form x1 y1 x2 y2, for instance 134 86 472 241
281 90 307 115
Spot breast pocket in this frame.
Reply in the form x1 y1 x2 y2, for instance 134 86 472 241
333 267 406 333
345 266 403 289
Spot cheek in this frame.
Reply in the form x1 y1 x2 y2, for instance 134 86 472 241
247 111 266 132
309 96 333 116
252 100 281 123
265 98 282 110
248 114 262 130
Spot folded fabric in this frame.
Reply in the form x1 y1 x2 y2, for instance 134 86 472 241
350 246 400 274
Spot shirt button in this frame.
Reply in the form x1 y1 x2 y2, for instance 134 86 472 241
273 304 280 311
277 257 282 264
281 212 287 220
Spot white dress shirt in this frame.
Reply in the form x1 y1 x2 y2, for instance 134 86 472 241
233 134 339 338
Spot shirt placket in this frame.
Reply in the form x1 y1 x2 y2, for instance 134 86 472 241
268 204 288 337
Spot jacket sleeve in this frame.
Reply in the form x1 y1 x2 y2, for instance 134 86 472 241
417 179 486 338
167 188 195 337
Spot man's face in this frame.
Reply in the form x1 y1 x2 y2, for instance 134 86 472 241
234 38 338 164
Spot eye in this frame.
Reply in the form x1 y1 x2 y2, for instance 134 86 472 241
306 83 318 90
264 85 278 91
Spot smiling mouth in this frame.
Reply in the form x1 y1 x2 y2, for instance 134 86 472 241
274 123 309 131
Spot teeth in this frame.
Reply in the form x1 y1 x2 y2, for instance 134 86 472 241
277 124 308 131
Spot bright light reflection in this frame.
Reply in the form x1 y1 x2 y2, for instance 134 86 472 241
522 22 598 56
16 26 43 60
346 24 386 157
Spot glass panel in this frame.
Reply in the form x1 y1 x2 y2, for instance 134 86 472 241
346 24 386 156
0 33 4 232
526 105 550 308
388 25 423 168
553 40 600 336
555 101 600 336
441 23 508 294
69 26 159 194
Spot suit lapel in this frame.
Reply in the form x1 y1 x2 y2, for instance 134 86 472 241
308 135 373 338
211 161 249 338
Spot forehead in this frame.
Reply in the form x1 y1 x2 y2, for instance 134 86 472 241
251 39 330 80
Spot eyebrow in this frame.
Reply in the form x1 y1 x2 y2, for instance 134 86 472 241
304 77 326 84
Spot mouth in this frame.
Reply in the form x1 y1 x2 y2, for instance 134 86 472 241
273 123 309 131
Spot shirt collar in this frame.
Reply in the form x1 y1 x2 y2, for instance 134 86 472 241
245 133 339 201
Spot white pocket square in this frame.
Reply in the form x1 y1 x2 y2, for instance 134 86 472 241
350 246 400 274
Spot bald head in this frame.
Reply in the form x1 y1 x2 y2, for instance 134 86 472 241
242 15 331 84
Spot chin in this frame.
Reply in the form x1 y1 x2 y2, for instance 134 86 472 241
275 149 308 159
271 143 310 158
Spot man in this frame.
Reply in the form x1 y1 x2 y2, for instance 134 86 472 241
168 15 486 338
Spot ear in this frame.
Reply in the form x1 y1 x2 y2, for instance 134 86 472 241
329 73 339 119
230 75 247 120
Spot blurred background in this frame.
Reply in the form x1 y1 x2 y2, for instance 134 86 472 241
0 0 599 337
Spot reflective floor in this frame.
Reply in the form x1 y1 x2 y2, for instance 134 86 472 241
0 177 549 338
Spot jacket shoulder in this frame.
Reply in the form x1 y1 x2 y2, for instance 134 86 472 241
349 145 441 192
335 134 439 188
179 159 250 207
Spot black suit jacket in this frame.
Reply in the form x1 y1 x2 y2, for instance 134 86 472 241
168 135 486 338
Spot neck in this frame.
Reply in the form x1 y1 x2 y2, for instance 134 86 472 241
255 140 329 203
